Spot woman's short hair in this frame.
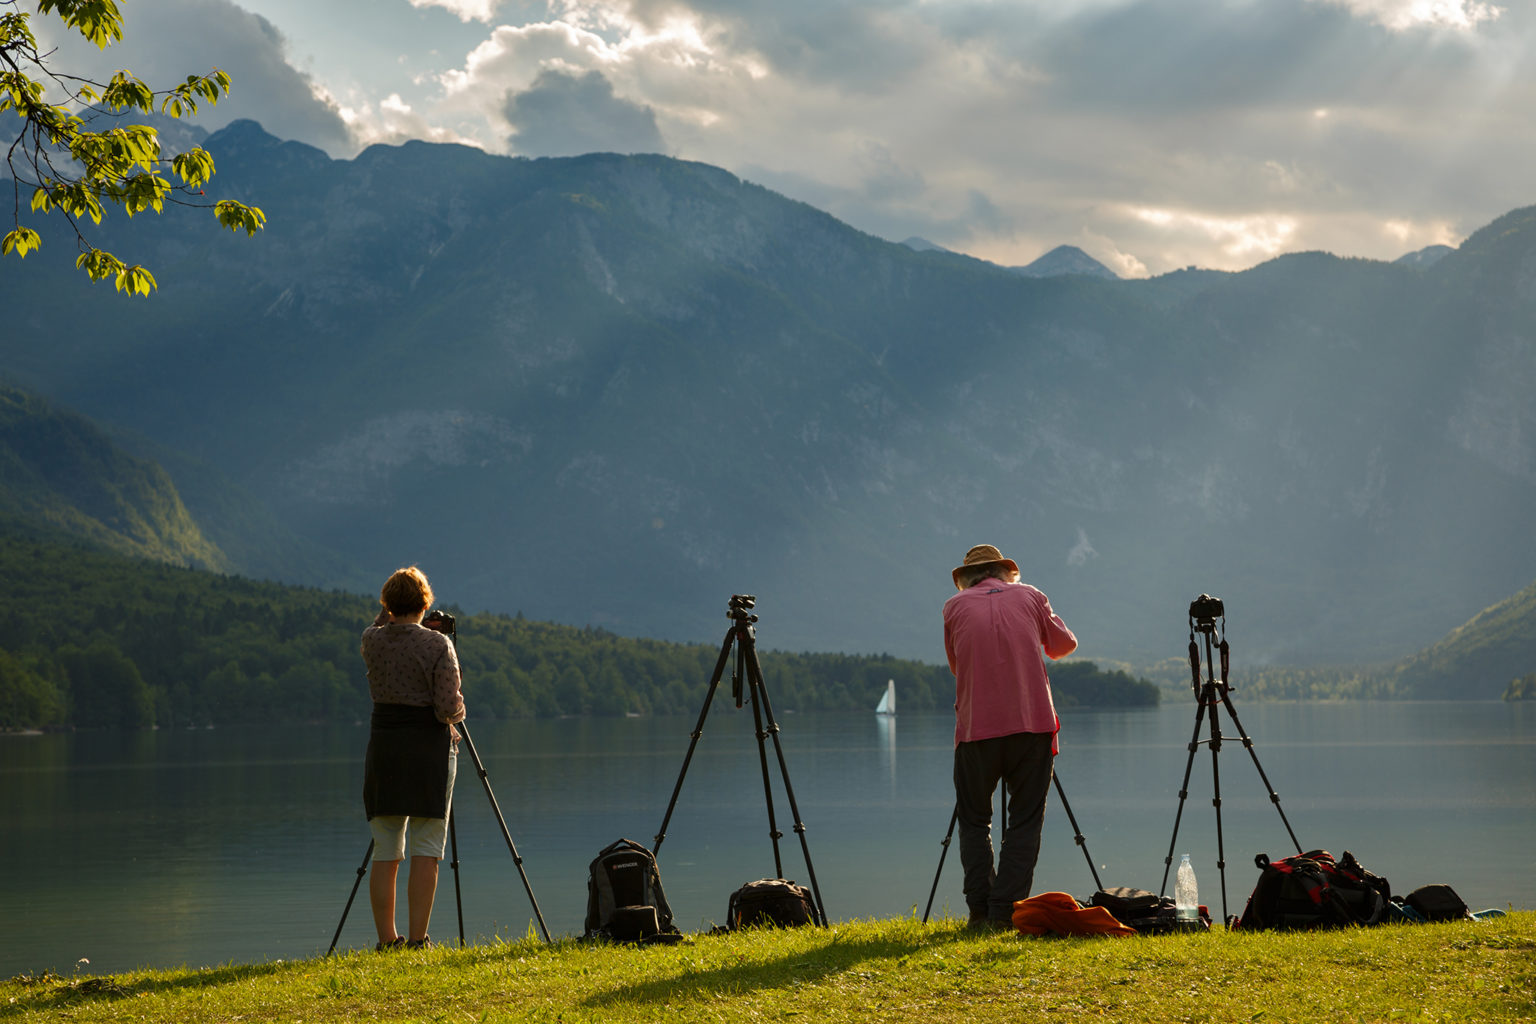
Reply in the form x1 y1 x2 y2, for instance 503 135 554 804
956 563 1019 589
380 566 433 616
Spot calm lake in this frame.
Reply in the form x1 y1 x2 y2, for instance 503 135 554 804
3 699 1533 977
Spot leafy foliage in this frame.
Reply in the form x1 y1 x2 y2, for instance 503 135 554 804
0 535 1158 730
1 0 264 292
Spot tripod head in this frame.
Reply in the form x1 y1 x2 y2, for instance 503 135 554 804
727 594 758 624
727 595 758 706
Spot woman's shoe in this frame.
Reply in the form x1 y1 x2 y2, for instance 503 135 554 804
406 936 432 950
375 937 406 951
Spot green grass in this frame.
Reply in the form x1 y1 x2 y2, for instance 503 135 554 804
5 914 1534 1023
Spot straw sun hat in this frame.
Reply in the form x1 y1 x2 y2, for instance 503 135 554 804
951 543 1020 588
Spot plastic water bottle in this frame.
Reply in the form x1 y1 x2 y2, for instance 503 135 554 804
1175 854 1199 922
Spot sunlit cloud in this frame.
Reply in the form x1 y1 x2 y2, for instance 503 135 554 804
409 0 502 23
338 91 479 150
75 0 1536 275
1133 208 1300 263
1381 217 1459 248
1311 0 1504 31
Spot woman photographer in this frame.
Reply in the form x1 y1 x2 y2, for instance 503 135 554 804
360 566 466 950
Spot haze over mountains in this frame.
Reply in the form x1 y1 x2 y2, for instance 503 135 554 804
4 120 1534 668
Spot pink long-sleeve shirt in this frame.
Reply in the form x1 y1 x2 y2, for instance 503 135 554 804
944 578 1077 750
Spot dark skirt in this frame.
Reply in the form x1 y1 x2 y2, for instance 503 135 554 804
363 703 452 820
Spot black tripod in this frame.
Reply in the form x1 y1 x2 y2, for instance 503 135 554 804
921 769 1103 923
1159 595 1302 923
652 595 829 926
329 614 551 953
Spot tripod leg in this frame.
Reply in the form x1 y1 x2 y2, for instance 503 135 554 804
448 809 465 949
1220 692 1304 854
922 807 960 924
458 723 551 943
329 840 374 955
1160 699 1210 896
1206 695 1230 923
653 627 733 856
1051 771 1103 893
742 638 829 926
744 641 787 880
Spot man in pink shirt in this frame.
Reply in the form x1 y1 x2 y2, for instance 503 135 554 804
943 543 1078 929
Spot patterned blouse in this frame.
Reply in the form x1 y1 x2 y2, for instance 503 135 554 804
360 622 466 724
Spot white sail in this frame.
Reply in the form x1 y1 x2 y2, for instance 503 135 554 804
875 679 896 716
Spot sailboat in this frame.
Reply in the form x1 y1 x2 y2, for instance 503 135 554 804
874 679 896 716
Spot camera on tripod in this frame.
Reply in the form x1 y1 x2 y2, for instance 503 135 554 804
1188 594 1223 632
423 609 456 635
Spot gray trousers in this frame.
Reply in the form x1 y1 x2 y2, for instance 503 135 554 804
953 731 1054 922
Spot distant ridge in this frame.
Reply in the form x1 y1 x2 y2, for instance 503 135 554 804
1012 244 1118 279
1395 244 1454 269
900 238 1118 279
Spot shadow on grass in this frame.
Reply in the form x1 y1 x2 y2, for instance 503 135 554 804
1 960 292 1017
581 926 970 1008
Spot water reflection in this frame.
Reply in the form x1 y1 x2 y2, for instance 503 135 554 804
2 701 1532 978
875 714 897 799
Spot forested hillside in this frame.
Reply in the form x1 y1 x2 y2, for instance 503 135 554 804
1387 579 1536 699
0 384 227 571
0 538 1157 730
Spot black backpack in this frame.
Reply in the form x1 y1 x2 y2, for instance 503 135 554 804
583 838 682 943
1236 849 1390 930
1089 886 1209 933
726 878 818 929
1402 884 1472 922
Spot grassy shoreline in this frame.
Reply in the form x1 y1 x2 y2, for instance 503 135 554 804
5 912 1533 1023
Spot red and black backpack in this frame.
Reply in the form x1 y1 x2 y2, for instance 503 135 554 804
1235 849 1390 930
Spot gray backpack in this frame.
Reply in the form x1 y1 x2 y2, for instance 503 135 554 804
583 839 682 943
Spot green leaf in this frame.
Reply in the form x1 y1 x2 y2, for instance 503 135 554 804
115 264 158 296
36 0 125 48
172 148 216 188
214 200 266 236
75 248 124 282
1 228 43 258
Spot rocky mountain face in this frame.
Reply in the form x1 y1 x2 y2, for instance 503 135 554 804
5 121 1534 667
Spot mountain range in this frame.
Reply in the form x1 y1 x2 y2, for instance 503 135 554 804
4 120 1535 672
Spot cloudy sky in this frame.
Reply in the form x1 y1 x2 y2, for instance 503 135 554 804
36 0 1534 275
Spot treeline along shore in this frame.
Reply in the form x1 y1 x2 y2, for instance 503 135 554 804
0 538 1157 731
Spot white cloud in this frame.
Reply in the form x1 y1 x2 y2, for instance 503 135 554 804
338 91 479 150
409 0 502 23
1132 207 1301 262
1311 0 1503 31
1067 528 1097 567
80 0 1536 275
